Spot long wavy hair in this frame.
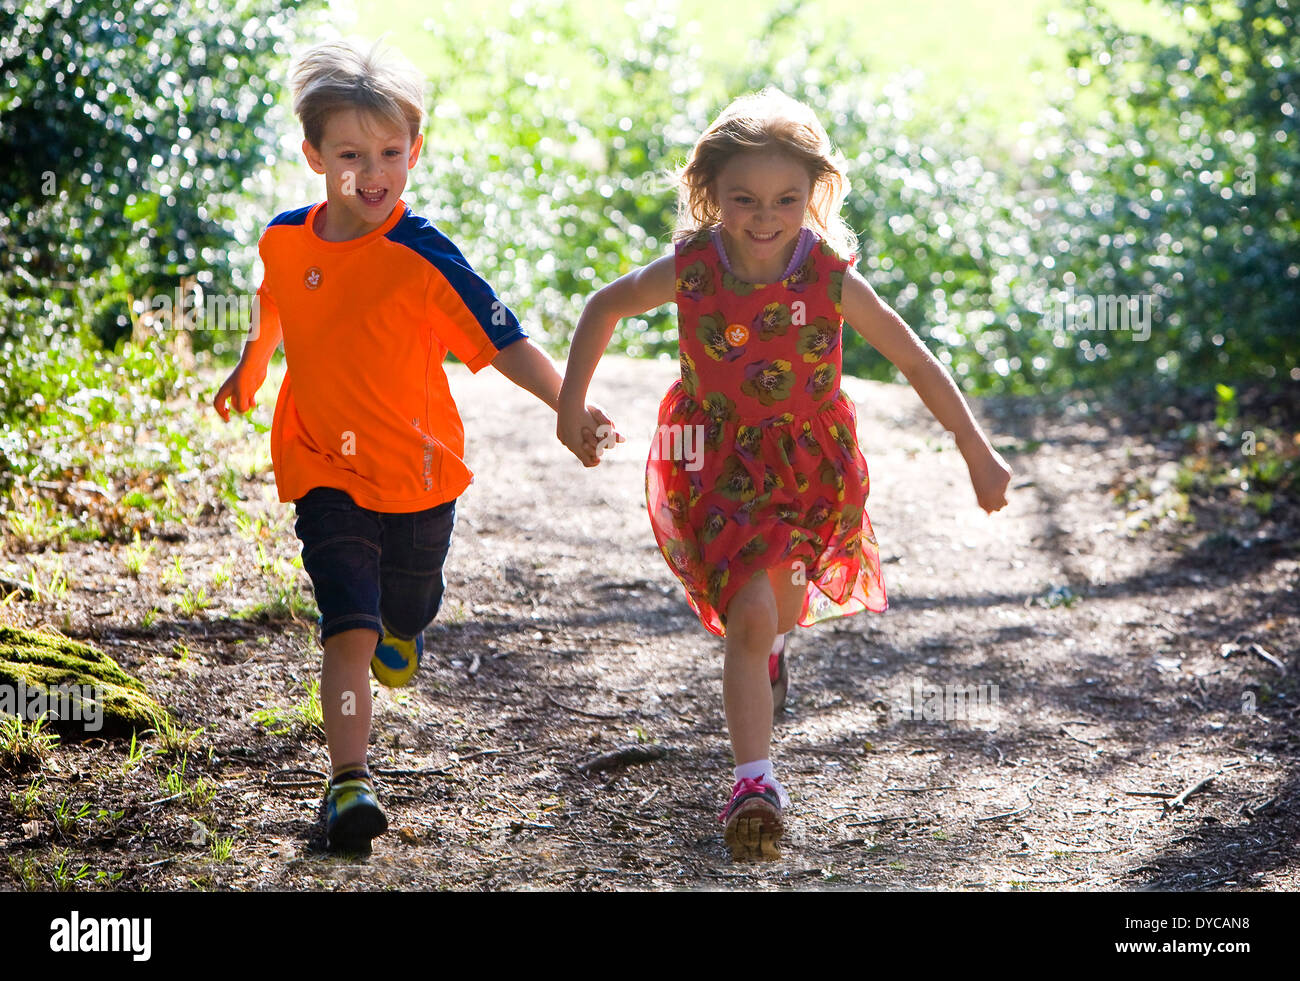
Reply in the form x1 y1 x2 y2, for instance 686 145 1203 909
675 88 857 258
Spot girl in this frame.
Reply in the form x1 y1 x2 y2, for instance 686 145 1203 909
557 89 1012 861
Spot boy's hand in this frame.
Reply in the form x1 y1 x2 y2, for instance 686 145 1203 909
966 445 1012 513
213 360 265 422
557 403 622 467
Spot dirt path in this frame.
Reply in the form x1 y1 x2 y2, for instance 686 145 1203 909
3 354 1297 891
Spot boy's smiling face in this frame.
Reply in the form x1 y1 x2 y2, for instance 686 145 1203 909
303 108 423 241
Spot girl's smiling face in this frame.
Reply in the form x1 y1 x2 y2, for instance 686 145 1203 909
713 151 812 282
303 108 423 241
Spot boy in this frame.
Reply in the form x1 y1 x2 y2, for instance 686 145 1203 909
213 40 613 852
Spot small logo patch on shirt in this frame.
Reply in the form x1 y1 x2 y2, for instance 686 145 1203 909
725 323 750 347
304 266 323 290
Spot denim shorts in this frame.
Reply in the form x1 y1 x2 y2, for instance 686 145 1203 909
292 486 457 643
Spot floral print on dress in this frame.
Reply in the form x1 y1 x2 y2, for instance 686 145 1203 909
735 424 764 462
782 253 818 292
740 358 796 406
753 302 792 341
677 260 714 301
697 312 744 363
646 227 887 637
805 362 838 401
722 270 759 296
680 351 699 398
798 317 839 364
828 269 845 308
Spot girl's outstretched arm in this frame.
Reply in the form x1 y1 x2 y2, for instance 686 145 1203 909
557 255 676 464
841 267 1011 513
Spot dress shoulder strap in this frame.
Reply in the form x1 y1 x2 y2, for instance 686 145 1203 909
807 230 855 271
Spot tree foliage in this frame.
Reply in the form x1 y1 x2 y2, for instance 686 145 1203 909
0 0 321 348
409 0 1297 394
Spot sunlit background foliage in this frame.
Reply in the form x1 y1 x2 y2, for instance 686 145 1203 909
0 0 1295 494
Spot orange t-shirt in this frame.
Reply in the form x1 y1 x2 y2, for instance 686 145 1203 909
249 200 526 512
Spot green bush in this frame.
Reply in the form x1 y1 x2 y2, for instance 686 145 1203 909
408 0 1297 395
1018 0 1299 390
0 0 322 348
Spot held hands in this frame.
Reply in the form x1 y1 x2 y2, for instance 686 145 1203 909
557 402 624 467
965 443 1013 514
212 358 266 423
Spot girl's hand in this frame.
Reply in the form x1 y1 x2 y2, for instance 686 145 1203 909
586 402 625 458
557 404 610 467
213 359 265 422
965 444 1013 513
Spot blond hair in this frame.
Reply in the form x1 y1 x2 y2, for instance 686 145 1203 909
290 39 426 148
676 88 857 258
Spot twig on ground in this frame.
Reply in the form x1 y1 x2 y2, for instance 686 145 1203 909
577 744 669 775
883 785 956 794
265 767 328 789
1125 789 1177 798
1164 773 1217 811
589 800 678 831
974 773 1047 823
1220 640 1287 674
1058 725 1097 748
371 764 457 776
846 815 921 827
139 792 185 808
975 801 1032 822
545 692 622 720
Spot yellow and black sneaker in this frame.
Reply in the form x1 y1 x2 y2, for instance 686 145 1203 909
371 623 424 688
325 768 388 853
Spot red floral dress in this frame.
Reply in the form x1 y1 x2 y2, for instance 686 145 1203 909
645 227 888 637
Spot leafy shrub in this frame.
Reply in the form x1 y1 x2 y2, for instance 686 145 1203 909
0 0 322 348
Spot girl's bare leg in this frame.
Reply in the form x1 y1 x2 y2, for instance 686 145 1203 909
766 560 807 634
722 573 780 766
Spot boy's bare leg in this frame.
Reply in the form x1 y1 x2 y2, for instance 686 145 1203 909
320 628 375 775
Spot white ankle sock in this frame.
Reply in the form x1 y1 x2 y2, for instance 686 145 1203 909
770 633 786 656
734 759 790 807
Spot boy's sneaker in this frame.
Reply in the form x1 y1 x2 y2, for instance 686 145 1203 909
325 769 388 853
719 776 784 861
769 634 791 718
371 623 423 687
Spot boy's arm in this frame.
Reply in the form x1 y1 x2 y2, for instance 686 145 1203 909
241 289 283 372
213 288 282 422
491 337 621 467
490 337 563 410
841 267 1011 513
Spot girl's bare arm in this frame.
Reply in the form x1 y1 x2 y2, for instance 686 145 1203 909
557 255 676 462
841 267 1011 513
